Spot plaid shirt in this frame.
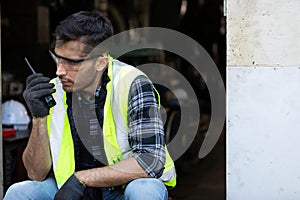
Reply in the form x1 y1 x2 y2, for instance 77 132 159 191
68 71 166 179
128 75 166 178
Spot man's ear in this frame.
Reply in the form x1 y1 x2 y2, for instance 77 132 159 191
95 56 108 71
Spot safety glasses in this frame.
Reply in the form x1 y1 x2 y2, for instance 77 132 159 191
49 50 100 71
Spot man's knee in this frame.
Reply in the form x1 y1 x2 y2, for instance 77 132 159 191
124 178 168 200
4 177 57 200
4 181 35 200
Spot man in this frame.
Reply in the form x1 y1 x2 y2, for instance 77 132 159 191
4 10 176 200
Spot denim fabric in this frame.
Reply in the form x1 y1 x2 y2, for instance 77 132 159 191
4 177 167 200
4 176 58 200
102 178 168 200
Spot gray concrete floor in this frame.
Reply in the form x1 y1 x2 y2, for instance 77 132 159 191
168 131 225 200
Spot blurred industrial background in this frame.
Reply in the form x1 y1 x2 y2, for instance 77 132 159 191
1 0 226 199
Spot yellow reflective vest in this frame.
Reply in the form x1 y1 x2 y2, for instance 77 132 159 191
47 57 176 189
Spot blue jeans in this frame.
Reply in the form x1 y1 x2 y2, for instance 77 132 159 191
4 176 58 200
4 176 168 200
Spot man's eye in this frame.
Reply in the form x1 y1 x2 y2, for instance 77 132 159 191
67 61 78 66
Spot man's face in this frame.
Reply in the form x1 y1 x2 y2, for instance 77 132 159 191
54 40 100 94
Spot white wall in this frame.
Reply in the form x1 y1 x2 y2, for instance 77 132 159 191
227 0 300 66
227 0 300 199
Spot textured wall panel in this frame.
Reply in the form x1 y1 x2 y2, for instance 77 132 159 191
227 0 300 66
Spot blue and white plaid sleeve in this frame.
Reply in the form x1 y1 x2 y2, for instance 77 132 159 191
128 75 166 178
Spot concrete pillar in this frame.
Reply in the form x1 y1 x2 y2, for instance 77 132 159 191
227 0 300 199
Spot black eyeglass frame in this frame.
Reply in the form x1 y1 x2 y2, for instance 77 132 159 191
49 50 101 64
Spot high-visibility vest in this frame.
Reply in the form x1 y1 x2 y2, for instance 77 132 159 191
47 56 176 188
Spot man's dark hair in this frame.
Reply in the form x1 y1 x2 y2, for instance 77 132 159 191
53 10 113 54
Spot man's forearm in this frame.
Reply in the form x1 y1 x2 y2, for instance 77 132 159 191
75 157 148 188
22 117 52 181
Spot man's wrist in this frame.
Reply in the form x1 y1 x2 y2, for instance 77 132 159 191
74 173 87 188
32 117 48 126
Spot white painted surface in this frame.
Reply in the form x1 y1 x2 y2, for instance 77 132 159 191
227 0 300 66
227 0 300 198
227 67 300 199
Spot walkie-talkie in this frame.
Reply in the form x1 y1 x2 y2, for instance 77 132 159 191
24 57 56 108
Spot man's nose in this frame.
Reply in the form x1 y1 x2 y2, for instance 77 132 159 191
56 63 67 76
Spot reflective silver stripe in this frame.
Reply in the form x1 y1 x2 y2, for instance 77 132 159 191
49 78 66 188
159 165 176 182
111 60 144 157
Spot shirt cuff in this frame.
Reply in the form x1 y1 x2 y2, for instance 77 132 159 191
133 151 165 178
